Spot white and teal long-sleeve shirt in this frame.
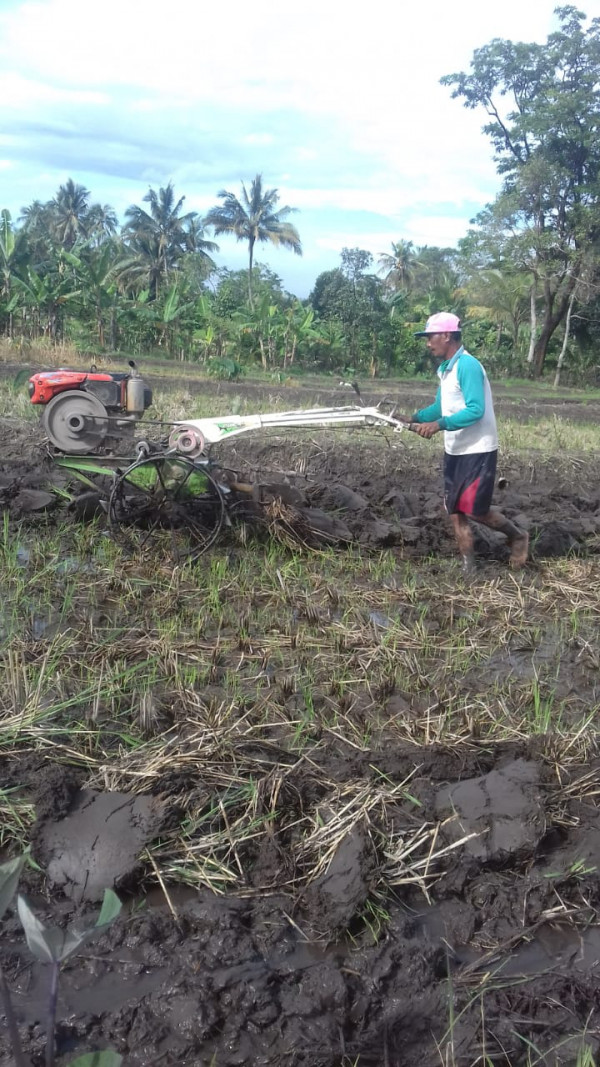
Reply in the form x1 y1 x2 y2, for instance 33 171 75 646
411 347 498 456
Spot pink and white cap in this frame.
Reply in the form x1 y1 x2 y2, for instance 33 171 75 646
414 312 461 337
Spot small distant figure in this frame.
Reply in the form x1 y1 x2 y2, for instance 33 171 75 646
399 312 529 576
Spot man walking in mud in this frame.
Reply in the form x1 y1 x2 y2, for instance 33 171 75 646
401 312 529 576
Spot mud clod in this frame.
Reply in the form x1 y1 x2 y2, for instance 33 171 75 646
15 488 57 512
3 393 600 1066
38 788 164 901
435 758 544 863
304 825 373 932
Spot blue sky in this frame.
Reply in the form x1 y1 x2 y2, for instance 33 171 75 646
0 0 592 296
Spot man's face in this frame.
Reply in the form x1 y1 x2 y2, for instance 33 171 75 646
425 332 452 362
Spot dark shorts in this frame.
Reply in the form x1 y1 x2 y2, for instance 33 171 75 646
444 450 497 516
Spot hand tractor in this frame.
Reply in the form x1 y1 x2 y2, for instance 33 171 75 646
28 364 414 562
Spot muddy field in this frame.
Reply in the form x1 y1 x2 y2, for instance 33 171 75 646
2 744 600 1067
2 383 600 1066
2 398 600 562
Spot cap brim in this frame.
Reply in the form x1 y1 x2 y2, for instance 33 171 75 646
414 331 428 337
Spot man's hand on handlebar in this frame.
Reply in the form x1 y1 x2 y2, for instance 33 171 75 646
413 421 441 439
395 415 442 437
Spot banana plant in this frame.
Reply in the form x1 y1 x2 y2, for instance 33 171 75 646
153 283 199 355
0 210 30 337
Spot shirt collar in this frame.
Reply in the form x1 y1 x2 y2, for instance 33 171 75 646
438 345 464 377
447 345 464 371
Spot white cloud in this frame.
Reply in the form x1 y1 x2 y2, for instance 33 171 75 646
0 72 108 107
0 0 559 110
241 133 275 146
403 215 478 247
0 0 581 295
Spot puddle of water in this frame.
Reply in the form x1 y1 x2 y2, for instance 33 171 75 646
498 923 600 979
31 615 63 640
54 558 97 576
369 610 394 630
9 944 166 1023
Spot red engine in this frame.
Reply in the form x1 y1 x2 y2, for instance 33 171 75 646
28 364 152 454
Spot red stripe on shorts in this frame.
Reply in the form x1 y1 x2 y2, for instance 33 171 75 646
456 475 481 516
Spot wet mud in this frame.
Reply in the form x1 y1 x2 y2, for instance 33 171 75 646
38 789 165 902
2 412 600 562
2 385 600 1064
2 749 600 1064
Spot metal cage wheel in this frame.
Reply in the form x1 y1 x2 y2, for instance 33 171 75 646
108 454 226 562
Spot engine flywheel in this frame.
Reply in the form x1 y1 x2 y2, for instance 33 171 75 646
42 390 109 453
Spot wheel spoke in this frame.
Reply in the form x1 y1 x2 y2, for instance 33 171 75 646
171 462 195 501
137 513 163 550
121 477 156 500
153 460 168 493
109 454 226 562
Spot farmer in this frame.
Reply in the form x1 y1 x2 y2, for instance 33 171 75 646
402 312 528 575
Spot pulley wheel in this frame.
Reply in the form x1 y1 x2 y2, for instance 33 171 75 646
42 390 108 453
108 454 226 562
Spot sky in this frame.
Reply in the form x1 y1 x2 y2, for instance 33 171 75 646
0 0 598 297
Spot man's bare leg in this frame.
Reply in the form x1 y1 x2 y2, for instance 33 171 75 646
473 508 529 568
450 513 477 575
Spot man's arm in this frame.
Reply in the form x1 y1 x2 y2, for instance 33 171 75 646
438 355 485 430
411 387 442 424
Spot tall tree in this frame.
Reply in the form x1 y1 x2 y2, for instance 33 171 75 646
50 179 92 249
0 210 30 336
310 249 392 372
205 174 302 304
86 203 118 244
378 240 418 292
466 267 531 353
19 200 55 268
121 182 216 299
442 6 600 376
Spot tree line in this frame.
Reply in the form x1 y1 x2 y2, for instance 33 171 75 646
2 7 600 383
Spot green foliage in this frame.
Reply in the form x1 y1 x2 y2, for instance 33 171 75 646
17 887 122 963
0 854 26 919
207 357 243 380
68 1055 123 1067
443 7 600 375
0 860 123 1067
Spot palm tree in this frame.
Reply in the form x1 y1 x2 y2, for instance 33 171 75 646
87 203 118 244
466 268 531 352
19 200 51 231
116 232 170 301
122 182 216 298
378 240 417 293
19 200 55 266
183 216 217 257
205 174 302 304
50 179 91 249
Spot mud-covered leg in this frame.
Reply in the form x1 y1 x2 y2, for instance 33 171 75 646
474 508 529 569
450 513 476 576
